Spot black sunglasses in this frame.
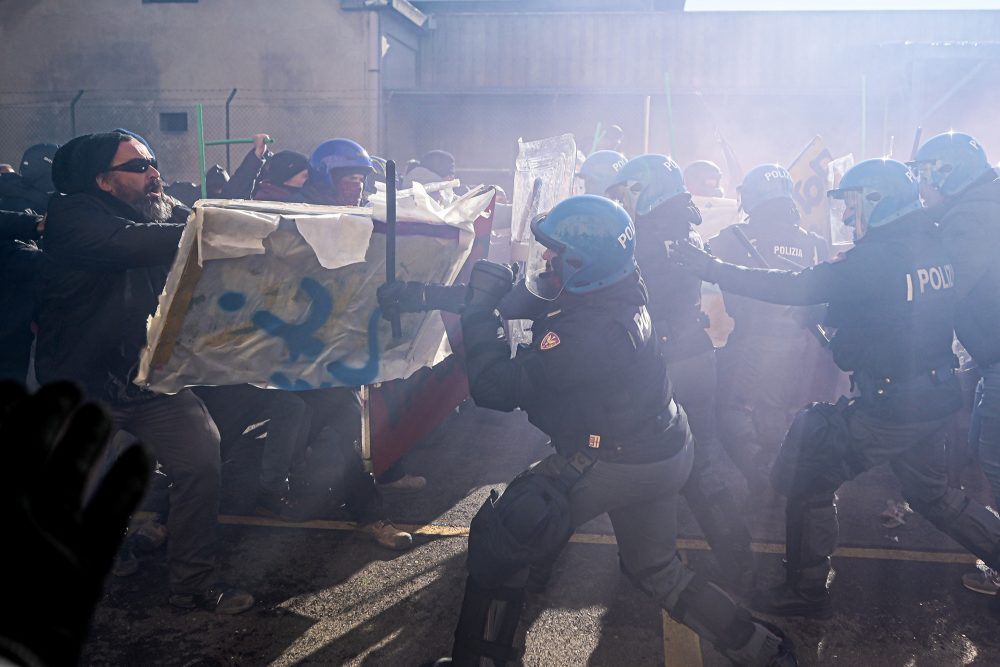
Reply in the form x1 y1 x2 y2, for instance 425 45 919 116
107 157 158 174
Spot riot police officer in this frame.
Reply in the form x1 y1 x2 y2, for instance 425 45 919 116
613 154 755 592
710 164 828 491
379 195 796 666
576 149 627 196
911 132 1000 598
684 159 726 198
673 158 1000 619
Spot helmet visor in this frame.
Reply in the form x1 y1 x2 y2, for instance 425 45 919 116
525 213 568 301
829 189 868 240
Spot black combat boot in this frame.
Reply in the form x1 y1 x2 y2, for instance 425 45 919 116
750 578 832 619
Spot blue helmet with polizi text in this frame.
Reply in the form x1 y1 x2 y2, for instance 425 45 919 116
577 150 628 197
828 158 921 236
530 195 637 295
738 163 794 214
613 154 687 217
911 131 991 198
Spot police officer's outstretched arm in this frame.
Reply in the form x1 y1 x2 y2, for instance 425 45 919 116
671 240 856 307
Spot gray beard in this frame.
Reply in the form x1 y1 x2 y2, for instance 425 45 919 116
138 193 174 223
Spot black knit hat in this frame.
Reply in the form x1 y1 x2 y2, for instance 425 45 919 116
112 128 155 160
51 132 126 195
419 150 455 179
259 150 310 185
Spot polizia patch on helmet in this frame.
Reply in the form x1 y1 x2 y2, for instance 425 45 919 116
539 331 561 350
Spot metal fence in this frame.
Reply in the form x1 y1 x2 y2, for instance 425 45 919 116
0 89 375 184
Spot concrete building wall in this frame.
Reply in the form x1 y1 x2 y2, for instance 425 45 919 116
0 0 382 181
387 8 1000 190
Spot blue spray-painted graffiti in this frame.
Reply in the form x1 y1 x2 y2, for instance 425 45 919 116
218 291 247 311
252 277 332 361
216 277 386 387
325 308 383 386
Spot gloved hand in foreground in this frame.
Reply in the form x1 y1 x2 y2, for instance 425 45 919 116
0 381 151 667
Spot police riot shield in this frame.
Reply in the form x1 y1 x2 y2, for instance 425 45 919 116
508 134 577 346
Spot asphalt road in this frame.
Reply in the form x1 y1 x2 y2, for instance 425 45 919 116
83 402 1000 666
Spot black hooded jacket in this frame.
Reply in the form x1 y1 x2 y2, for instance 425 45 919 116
35 189 188 404
935 170 1000 367
0 173 51 214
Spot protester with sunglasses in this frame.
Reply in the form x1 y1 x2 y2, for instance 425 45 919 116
35 131 254 614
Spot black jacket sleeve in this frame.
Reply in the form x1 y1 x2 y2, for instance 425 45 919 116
713 245 875 307
0 210 43 242
221 149 267 200
0 241 43 281
43 195 184 271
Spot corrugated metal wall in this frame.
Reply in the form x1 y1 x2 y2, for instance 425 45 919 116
385 10 1000 187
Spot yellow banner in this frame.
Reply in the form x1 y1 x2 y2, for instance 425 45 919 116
787 136 834 242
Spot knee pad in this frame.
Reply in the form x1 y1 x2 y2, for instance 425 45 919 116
771 402 853 497
467 473 573 589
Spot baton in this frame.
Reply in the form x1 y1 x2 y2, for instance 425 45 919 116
386 159 402 339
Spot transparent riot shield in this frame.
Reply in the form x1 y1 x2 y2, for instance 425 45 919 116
508 134 577 346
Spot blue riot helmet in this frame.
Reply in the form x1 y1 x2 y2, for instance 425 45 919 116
827 158 921 239
528 195 637 299
738 163 794 214
309 138 374 186
684 160 724 197
612 154 687 217
910 131 990 199
577 150 628 197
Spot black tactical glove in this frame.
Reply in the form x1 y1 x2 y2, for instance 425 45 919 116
0 381 151 667
377 281 428 321
669 240 724 283
465 260 514 310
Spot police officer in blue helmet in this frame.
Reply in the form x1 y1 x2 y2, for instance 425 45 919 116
576 149 627 196
303 138 374 206
609 154 756 593
674 158 1000 621
911 132 1000 602
709 164 828 493
378 194 797 666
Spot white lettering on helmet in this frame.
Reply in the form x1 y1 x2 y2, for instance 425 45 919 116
613 157 628 172
618 219 636 249
763 169 786 182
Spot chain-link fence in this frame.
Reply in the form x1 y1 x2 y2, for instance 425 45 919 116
0 89 376 184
